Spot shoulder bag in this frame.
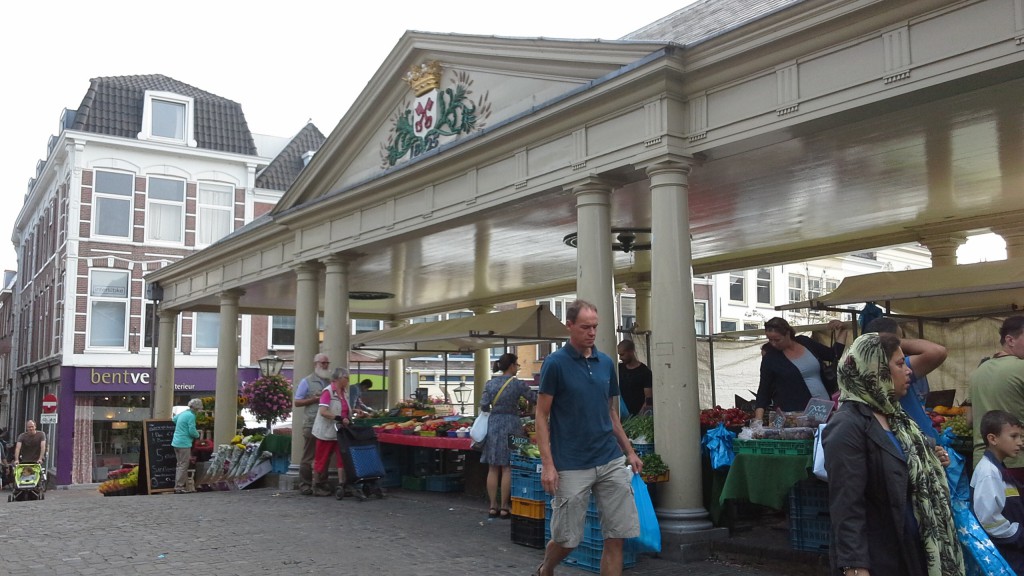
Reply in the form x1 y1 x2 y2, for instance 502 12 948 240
469 376 514 444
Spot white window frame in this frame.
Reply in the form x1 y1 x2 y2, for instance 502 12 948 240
92 169 134 239
138 90 197 146
353 319 382 335
87 269 130 350
808 277 823 301
270 315 296 350
728 272 746 303
755 268 772 305
694 300 708 336
146 175 185 244
720 319 739 333
196 181 234 246
788 274 805 303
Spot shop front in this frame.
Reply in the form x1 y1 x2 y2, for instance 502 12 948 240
56 366 261 485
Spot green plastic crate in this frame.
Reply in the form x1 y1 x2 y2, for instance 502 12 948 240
733 439 812 456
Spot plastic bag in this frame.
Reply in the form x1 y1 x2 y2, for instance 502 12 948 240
469 412 489 443
812 423 828 481
700 422 735 470
938 427 969 500
627 471 661 553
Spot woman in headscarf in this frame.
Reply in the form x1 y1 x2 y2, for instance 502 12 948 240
823 332 964 576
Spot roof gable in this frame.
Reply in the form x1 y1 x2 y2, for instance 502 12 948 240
72 74 258 155
255 123 327 192
273 32 668 212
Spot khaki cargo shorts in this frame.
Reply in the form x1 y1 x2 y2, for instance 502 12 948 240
548 455 639 548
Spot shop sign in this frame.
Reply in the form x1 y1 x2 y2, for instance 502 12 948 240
73 367 219 393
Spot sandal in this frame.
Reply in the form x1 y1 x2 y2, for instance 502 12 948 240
499 508 511 519
488 508 499 518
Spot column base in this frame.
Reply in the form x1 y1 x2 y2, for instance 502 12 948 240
280 464 301 491
655 506 727 563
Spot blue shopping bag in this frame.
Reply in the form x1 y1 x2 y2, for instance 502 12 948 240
701 422 736 470
628 471 661 553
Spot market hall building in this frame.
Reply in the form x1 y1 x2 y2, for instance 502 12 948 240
144 0 1024 546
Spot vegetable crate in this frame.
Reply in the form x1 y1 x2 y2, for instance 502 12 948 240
401 475 426 491
788 479 831 552
631 442 655 458
511 515 546 549
424 473 464 492
733 439 813 456
511 496 547 520
511 468 546 501
511 453 542 473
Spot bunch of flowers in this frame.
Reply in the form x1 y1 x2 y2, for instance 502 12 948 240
240 374 294 427
98 465 139 495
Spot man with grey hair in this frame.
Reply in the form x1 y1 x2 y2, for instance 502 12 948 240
171 398 202 494
293 353 332 495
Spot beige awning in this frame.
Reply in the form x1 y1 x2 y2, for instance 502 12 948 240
350 305 568 353
776 258 1024 318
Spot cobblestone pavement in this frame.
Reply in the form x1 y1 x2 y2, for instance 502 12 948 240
0 484 796 575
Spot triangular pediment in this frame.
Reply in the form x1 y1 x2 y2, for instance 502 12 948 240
274 31 667 211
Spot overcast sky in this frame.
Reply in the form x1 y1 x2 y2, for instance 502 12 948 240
1 0 1000 275
0 0 698 274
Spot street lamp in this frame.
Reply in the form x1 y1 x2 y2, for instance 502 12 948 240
258 350 285 378
452 383 473 415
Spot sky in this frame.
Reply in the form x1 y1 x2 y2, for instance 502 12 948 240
0 0 1001 275
0 0 697 274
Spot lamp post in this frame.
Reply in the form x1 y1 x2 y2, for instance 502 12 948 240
452 383 473 416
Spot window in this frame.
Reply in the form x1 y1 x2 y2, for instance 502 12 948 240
620 296 636 330
694 301 708 335
152 99 185 140
729 272 745 302
756 268 772 305
825 279 839 293
197 182 233 245
89 270 129 348
744 322 761 331
271 316 295 347
720 319 738 332
143 303 180 349
788 275 804 302
93 170 134 238
194 312 219 349
808 278 823 301
147 176 184 243
354 319 381 334
139 91 196 146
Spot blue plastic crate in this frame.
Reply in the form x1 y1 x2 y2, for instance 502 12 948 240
562 539 637 572
380 467 402 488
511 453 542 473
270 455 290 474
512 468 547 501
631 442 654 458
425 473 464 492
788 479 831 552
788 515 831 552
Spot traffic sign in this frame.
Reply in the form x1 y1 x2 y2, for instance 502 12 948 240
40 413 57 425
42 394 58 414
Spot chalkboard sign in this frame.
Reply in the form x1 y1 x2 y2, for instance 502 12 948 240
141 419 178 494
802 398 834 426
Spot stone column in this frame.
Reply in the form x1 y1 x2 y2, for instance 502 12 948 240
214 290 243 447
645 157 715 542
919 234 967 267
323 256 351 373
993 225 1024 260
289 262 322 472
472 306 494 412
152 309 178 419
572 179 616 356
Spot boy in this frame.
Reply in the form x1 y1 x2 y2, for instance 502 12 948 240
972 409 1024 572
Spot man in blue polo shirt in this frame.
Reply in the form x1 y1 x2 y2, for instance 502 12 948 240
533 299 643 576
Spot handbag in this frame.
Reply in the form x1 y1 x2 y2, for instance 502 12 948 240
627 471 661 553
469 376 514 443
819 333 839 396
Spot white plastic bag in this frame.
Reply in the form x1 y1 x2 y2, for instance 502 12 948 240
469 412 489 443
812 423 828 481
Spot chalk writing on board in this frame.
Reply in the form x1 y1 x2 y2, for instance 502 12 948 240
142 419 178 494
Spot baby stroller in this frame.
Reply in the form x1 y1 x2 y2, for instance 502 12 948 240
9 463 45 501
335 424 386 501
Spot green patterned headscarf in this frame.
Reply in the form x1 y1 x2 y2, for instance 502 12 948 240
838 333 964 576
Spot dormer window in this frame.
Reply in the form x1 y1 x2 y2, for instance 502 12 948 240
139 91 196 147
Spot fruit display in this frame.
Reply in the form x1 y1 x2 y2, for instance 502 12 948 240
699 406 752 429
943 414 970 437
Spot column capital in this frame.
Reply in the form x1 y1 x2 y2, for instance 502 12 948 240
292 260 324 276
563 176 616 196
638 154 699 178
918 233 967 267
323 253 358 268
218 289 245 303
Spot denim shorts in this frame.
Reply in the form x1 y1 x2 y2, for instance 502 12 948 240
548 456 639 548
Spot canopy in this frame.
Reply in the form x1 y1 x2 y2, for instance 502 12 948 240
350 305 568 353
777 258 1024 319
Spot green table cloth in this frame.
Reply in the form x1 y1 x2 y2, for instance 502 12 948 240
259 433 292 457
719 451 813 510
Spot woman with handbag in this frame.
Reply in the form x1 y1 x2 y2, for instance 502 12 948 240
479 352 536 519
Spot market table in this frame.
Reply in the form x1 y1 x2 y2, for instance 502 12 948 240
719 451 814 510
376 433 473 451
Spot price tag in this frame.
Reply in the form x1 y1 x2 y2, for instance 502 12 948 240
803 398 834 425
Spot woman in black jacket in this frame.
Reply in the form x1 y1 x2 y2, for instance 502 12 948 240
823 332 963 576
754 317 840 422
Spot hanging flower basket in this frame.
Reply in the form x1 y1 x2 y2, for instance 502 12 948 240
239 375 294 432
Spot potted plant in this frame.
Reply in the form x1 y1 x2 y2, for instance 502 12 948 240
239 374 294 433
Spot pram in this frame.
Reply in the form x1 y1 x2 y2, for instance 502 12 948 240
335 424 386 501
8 463 45 501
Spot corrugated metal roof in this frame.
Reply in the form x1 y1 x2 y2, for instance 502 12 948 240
622 0 805 46
71 74 257 155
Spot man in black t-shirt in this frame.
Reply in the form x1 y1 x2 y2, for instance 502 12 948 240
617 340 653 417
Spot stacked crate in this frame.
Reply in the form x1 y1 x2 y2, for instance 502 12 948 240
509 453 637 572
788 478 831 552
